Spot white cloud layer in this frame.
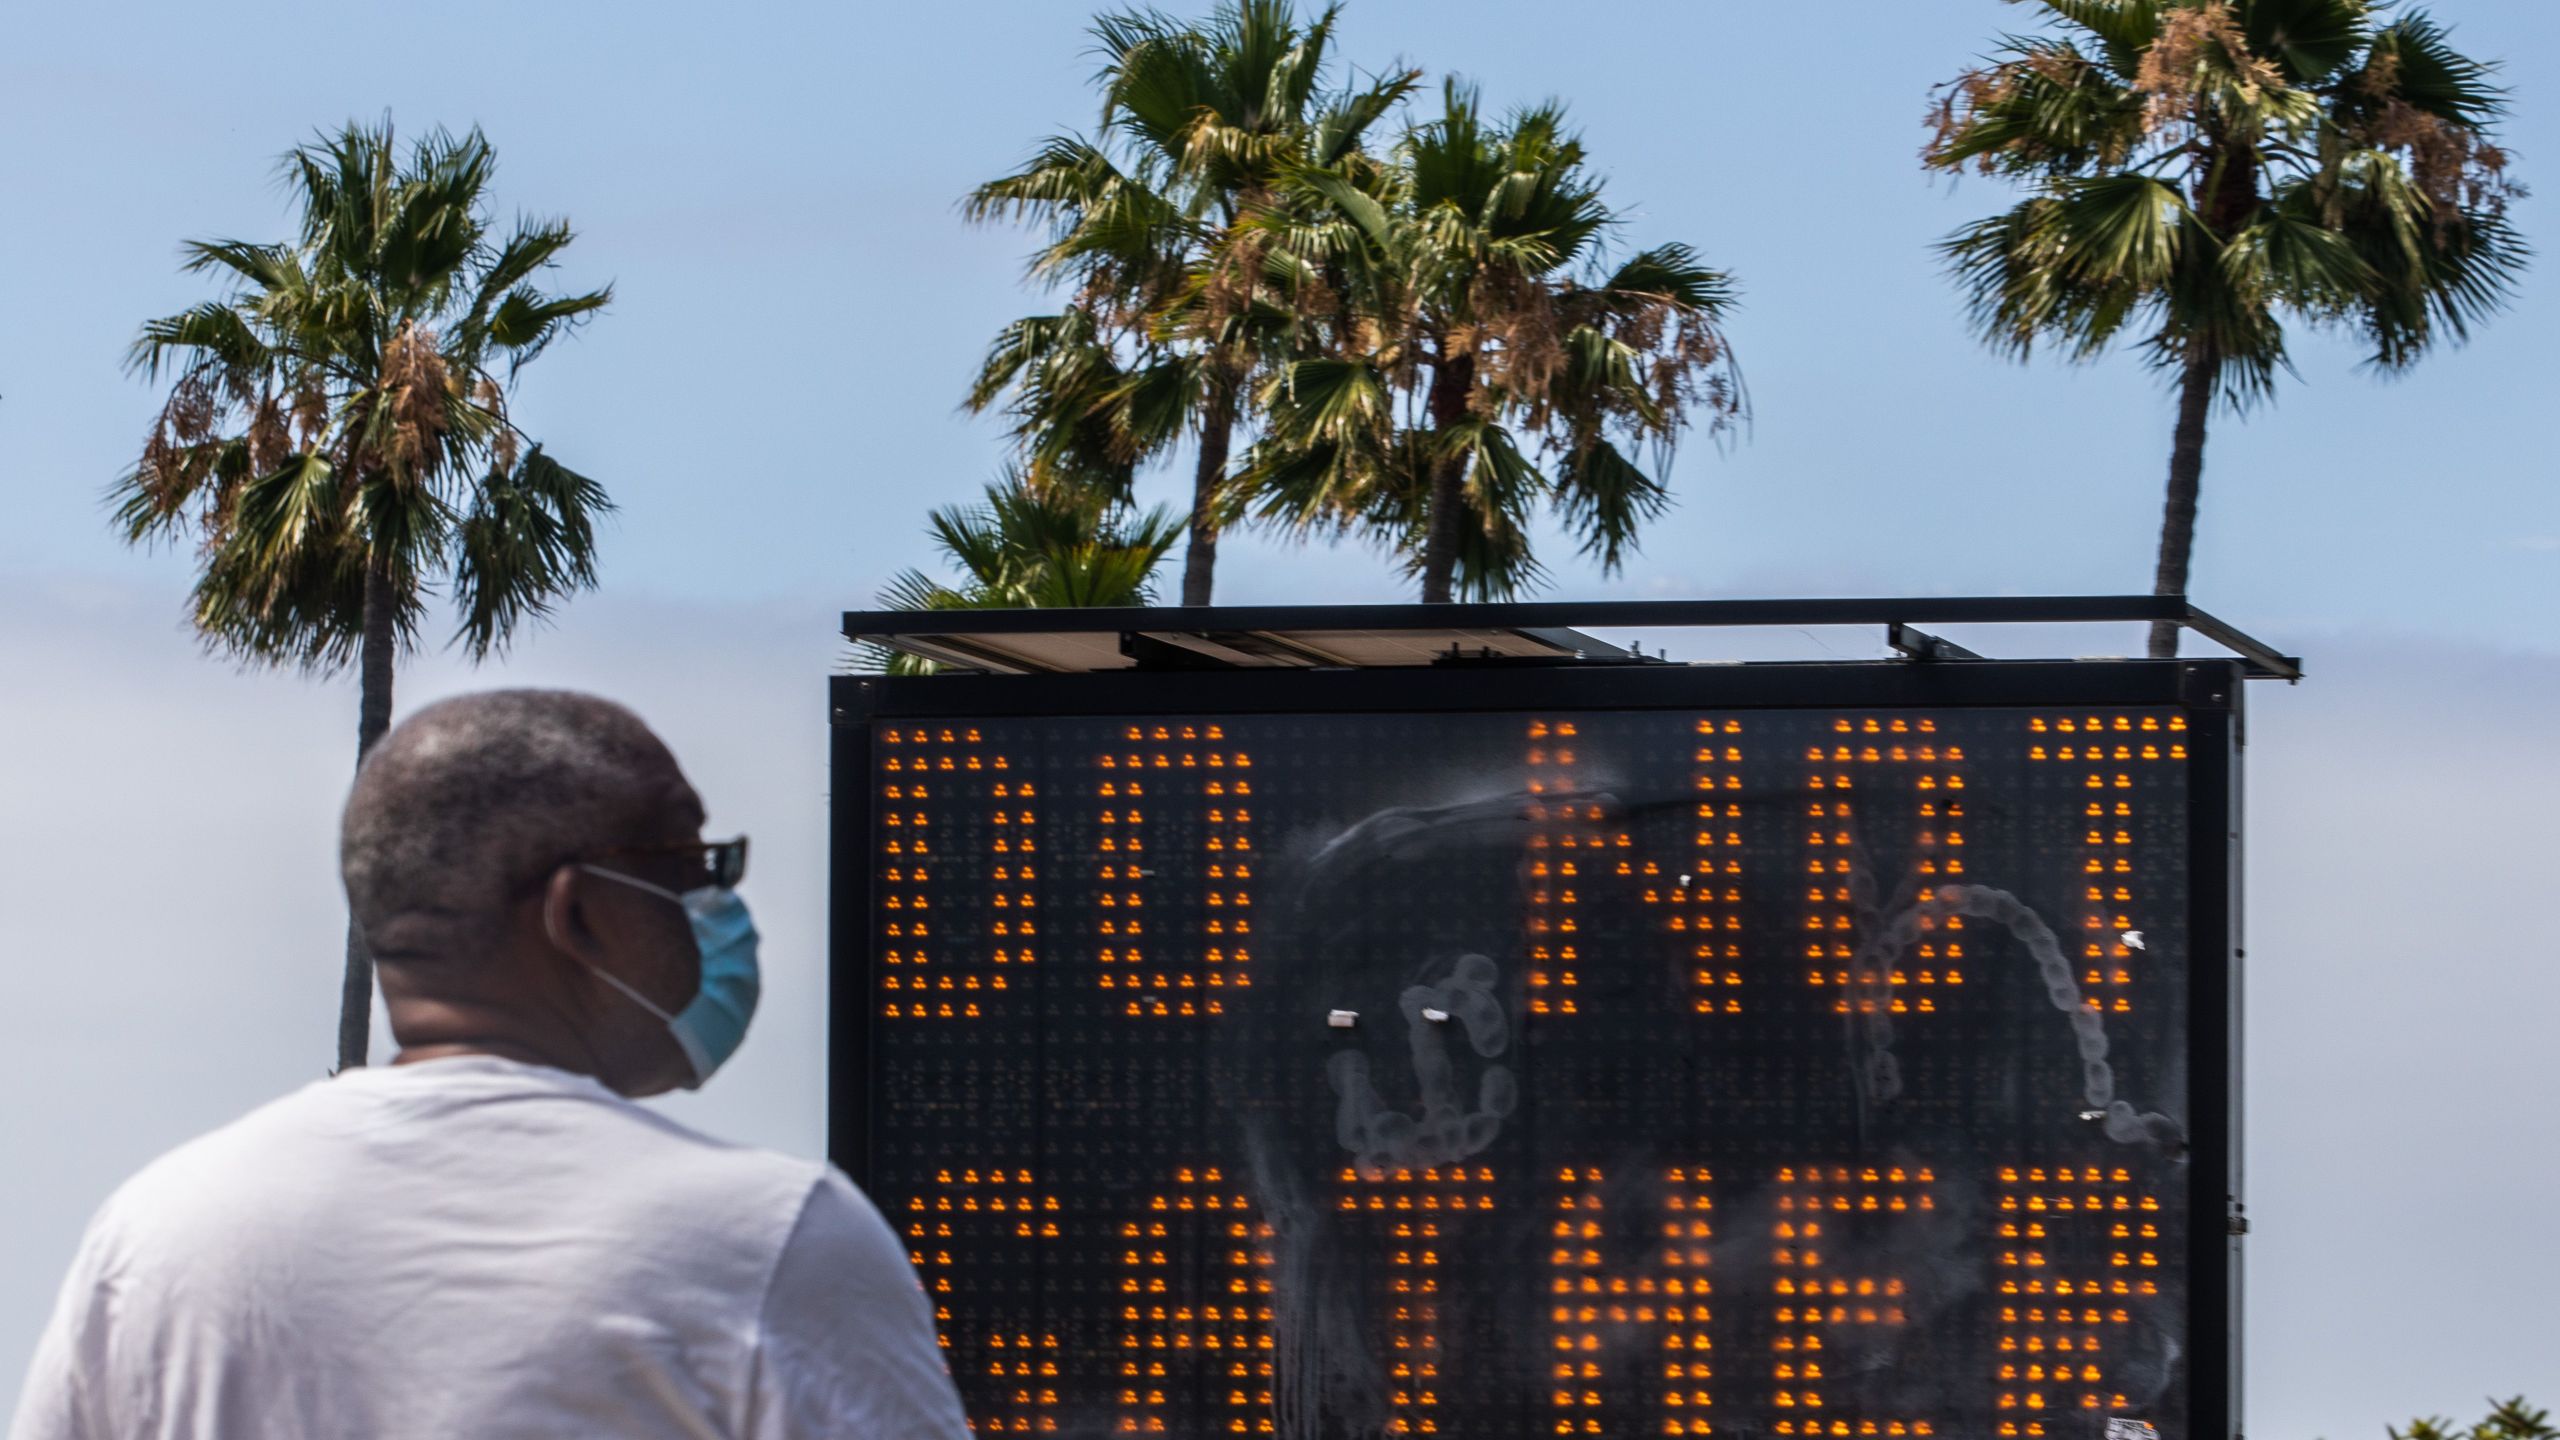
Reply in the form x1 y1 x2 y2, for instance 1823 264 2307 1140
3 574 2553 1435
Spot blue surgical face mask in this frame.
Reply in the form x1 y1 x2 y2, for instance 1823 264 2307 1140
577 866 761 1088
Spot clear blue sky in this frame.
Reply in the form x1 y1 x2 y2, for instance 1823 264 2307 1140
4 0 2553 636
2 1 2555 1434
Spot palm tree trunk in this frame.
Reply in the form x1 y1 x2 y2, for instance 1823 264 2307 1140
2147 353 2217 660
1416 357 1476 605
1181 375 1238 607
1417 458 1468 605
337 545 398 1070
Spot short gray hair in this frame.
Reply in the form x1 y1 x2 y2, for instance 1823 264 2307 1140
341 690 682 956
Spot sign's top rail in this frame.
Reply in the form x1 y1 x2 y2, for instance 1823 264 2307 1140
842 596 2303 683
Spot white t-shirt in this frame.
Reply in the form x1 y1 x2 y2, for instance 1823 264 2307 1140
8 1056 969 1440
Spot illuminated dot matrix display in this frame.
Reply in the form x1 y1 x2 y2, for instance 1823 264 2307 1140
853 705 2211 1438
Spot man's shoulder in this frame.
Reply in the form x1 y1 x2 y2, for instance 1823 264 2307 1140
596 1107 836 1214
95 1062 831 1245
766 1167 918 1293
95 1078 346 1222
790 1167 899 1246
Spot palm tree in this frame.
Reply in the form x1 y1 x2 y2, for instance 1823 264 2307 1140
113 119 612 1069
863 475 1185 673
1245 81 1745 602
964 0 1416 605
2391 1397 2556 1440
1925 0 2524 656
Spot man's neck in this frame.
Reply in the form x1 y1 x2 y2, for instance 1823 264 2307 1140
390 1038 568 1070
378 988 609 1081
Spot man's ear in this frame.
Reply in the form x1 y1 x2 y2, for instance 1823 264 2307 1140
542 867 609 967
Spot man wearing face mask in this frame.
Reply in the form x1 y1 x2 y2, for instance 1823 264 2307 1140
9 690 969 1440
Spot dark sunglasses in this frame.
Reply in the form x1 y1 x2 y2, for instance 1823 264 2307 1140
590 836 749 891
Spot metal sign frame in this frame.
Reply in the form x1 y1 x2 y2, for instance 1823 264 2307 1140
828 653 2245 1440
842 593 2302 680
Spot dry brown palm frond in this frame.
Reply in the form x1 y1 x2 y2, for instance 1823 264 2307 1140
2362 99 2519 222
166 372 220 444
1196 224 1267 334
1285 269 1344 350
2358 45 2403 99
2135 2 2284 132
1661 309 1740 431
247 391 292 477
475 377 518 472
292 377 329 447
132 423 181 515
129 375 228 532
1473 270 1569 416
1927 67 2008 169
1933 41 2089 154
1926 41 2136 174
2027 44 2085 88
377 321 453 479
134 376 220 520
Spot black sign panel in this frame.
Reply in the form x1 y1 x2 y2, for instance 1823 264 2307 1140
831 666 2237 1440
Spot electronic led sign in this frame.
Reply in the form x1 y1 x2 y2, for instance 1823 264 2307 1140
830 658 2240 1440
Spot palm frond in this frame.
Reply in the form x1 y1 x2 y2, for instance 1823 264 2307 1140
1259 3 1340 130
1594 243 1738 316
1445 430 1546 602
1096 354 1202 461
2361 10 2505 124
1312 66 1423 165
1258 356 1389 449
1554 436 1670 574
1038 176 1193 278
2237 0 2371 85
2220 202 2372 324
2320 150 2527 366
449 446 611 658
372 125 494 310
227 450 344 579
1288 163 1396 251
968 311 1099 413
460 219 584 348
2057 173 2189 284
2035 0 2165 76
1941 176 2190 361
180 238 304 294
1241 422 1407 535
965 135 1129 226
1098 11 1219 162
1926 39 2143 178
893 474 1181 620
483 284 612 369
189 525 370 672
128 302 276 382
112 429 252 543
